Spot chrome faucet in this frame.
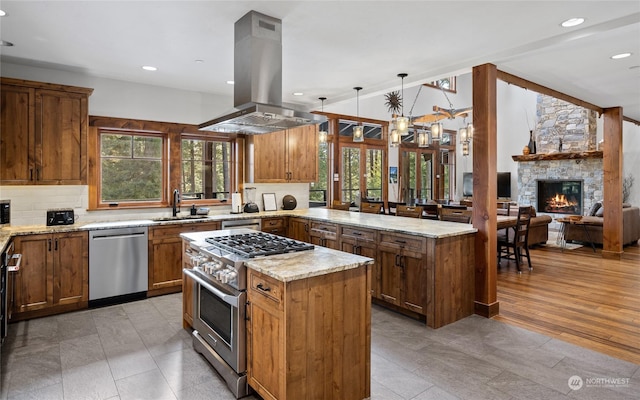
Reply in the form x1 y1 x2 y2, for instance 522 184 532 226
172 189 181 216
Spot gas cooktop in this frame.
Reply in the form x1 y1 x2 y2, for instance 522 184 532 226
205 231 314 258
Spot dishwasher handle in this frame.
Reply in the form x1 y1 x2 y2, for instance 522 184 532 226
91 232 147 240
7 253 22 272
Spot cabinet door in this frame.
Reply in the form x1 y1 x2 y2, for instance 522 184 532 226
12 234 54 313
36 90 87 184
253 130 288 183
53 232 88 306
377 247 402 305
262 217 287 236
400 250 426 314
247 298 283 400
286 125 318 182
150 238 183 293
287 218 310 242
182 272 194 328
0 85 35 184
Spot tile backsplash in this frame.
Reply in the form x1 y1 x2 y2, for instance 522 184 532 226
0 183 310 227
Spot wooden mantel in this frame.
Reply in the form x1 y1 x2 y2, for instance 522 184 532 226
512 150 603 162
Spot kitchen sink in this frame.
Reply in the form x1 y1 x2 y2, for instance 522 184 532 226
151 215 211 222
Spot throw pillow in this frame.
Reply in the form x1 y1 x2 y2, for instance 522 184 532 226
623 203 631 208
595 206 605 217
589 201 602 216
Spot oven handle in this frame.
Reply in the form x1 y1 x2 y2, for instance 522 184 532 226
183 269 241 307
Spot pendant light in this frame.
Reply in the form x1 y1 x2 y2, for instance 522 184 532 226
318 97 328 144
459 126 468 144
431 122 443 141
352 87 364 142
389 125 401 147
466 122 474 140
462 141 470 156
396 73 409 136
417 128 430 148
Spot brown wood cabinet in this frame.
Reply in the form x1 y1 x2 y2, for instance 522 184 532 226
308 221 339 249
377 232 427 314
261 217 287 236
251 125 318 183
0 78 92 185
11 231 88 321
247 267 370 400
339 226 378 296
149 221 220 298
286 217 310 242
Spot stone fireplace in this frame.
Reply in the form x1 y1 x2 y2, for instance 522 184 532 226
537 179 583 215
513 94 601 217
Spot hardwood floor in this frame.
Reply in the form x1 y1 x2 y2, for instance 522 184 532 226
495 239 640 365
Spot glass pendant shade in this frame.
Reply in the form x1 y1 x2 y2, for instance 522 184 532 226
389 128 400 147
462 141 470 156
431 122 443 141
353 125 364 142
417 130 430 148
396 116 410 136
459 127 468 144
466 123 474 140
318 130 328 144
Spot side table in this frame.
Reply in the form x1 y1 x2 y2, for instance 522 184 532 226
556 216 597 252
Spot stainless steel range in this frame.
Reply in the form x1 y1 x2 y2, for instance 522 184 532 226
183 229 313 398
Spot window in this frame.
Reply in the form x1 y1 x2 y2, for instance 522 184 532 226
310 121 330 207
99 131 165 204
424 77 457 93
181 137 232 200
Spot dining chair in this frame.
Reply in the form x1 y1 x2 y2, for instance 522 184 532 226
422 203 439 220
360 201 384 214
439 207 472 223
385 201 405 215
331 200 351 211
497 205 533 273
396 205 423 218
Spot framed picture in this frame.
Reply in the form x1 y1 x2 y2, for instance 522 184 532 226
262 193 277 211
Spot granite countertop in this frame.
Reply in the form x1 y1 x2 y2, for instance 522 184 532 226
181 230 374 283
0 208 477 254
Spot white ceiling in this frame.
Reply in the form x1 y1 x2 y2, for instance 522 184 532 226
1 1 639 122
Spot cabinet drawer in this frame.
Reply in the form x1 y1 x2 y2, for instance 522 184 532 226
379 232 426 252
309 221 338 240
262 218 286 234
340 226 375 243
249 270 283 304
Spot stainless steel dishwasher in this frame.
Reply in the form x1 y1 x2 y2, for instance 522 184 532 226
89 227 148 306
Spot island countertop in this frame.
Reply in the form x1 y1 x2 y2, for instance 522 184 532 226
181 230 374 283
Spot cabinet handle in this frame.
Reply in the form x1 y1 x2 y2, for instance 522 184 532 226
352 231 362 236
36 168 40 181
395 254 400 267
395 239 407 244
399 255 405 269
55 238 58 251
256 283 271 292
304 224 309 232
48 239 52 252
245 301 251 321
30 168 33 181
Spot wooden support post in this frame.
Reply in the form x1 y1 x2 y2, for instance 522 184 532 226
472 64 499 318
602 107 624 259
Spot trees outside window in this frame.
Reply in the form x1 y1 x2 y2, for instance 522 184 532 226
181 137 232 200
100 132 164 203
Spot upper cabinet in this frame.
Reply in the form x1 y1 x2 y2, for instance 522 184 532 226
250 125 318 183
0 78 93 185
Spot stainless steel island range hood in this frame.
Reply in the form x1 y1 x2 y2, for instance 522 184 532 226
199 11 326 134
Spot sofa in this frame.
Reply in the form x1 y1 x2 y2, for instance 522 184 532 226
564 203 640 246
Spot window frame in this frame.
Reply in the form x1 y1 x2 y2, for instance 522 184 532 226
180 133 237 205
92 128 168 209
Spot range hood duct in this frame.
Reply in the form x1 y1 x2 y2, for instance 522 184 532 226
199 11 326 134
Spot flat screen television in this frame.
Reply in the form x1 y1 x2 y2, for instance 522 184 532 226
462 172 511 199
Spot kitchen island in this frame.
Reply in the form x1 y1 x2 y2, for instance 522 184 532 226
181 230 374 400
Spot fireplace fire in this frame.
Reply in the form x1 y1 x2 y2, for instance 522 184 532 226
537 180 583 215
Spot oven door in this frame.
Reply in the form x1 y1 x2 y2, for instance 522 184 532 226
184 269 246 373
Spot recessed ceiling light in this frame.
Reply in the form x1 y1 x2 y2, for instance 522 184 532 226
561 17 584 27
142 65 157 71
293 92 303 96
611 52 632 60
0 10 6 17
0 40 14 47
195 59 204 63
226 80 234 85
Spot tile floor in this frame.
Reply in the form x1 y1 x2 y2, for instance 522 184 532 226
1 294 638 400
